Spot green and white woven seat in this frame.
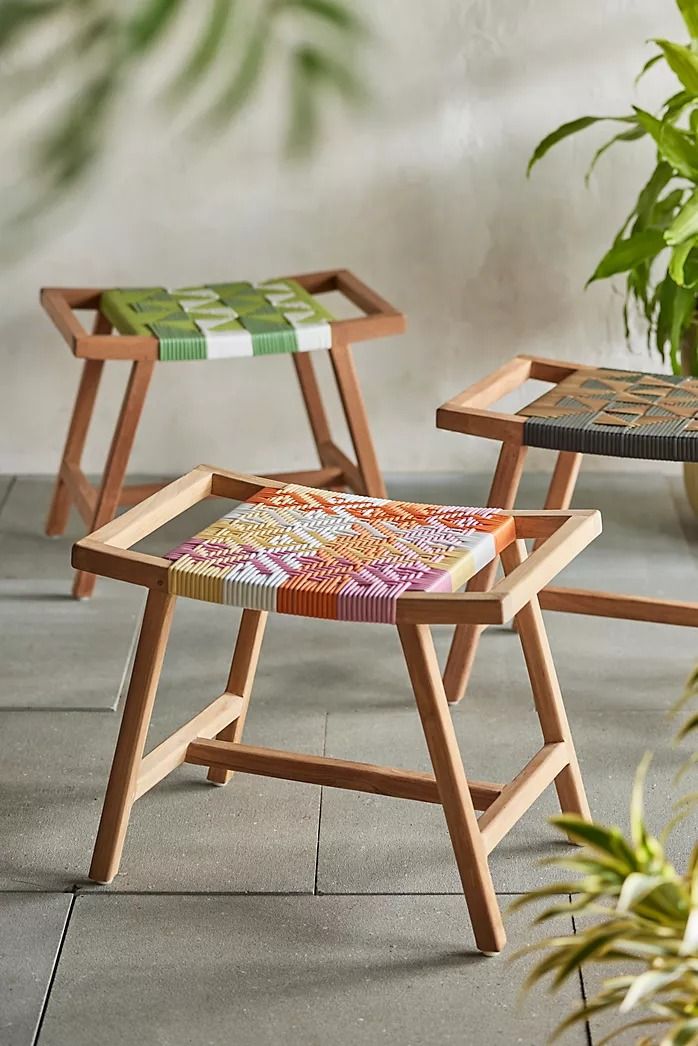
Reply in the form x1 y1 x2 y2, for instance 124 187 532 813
101 278 335 361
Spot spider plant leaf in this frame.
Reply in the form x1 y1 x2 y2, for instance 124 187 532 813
509 883 583 909
676 712 698 740
666 190 698 245
527 115 637 175
620 968 686 1012
636 53 664 84
663 1018 698 1045
676 0 698 42
634 107 698 178
630 754 653 852
282 0 368 37
550 929 625 989
127 0 184 54
680 906 698 954
206 22 268 125
619 873 676 913
587 228 667 285
597 1017 675 1046
550 997 618 1040
550 816 639 869
166 0 234 100
0 0 61 50
585 127 646 185
653 39 698 94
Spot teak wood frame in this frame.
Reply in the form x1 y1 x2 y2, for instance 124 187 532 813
42 269 405 599
437 353 698 705
74 464 600 955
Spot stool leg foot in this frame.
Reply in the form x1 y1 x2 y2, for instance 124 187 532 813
398 622 506 955
444 443 528 704
502 541 591 829
89 591 175 884
207 609 267 786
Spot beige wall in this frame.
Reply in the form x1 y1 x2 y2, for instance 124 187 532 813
0 0 681 476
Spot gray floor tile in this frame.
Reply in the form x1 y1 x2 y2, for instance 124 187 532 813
0 705 323 894
0 579 143 710
37 894 585 1046
316 705 696 895
0 892 72 1046
0 478 76 580
459 614 697 716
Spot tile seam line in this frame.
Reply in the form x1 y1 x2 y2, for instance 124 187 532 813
313 712 328 896
32 889 77 1046
64 889 542 898
572 906 594 1046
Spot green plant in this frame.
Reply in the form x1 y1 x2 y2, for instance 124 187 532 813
513 671 698 1045
528 0 698 376
1 0 369 229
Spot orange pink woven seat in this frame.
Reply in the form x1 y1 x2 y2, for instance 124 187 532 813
164 484 515 623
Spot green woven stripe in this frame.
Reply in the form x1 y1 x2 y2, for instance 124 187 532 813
100 278 334 360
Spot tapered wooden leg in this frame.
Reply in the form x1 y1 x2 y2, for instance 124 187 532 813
45 314 111 537
72 360 155 599
532 451 582 550
207 609 267 785
501 540 590 824
293 353 332 456
89 590 176 884
443 443 528 704
398 622 506 955
329 340 386 498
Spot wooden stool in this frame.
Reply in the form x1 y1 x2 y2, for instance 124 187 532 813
42 269 404 598
74 464 600 954
437 355 698 705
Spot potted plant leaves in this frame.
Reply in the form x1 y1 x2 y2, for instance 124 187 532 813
528 0 698 513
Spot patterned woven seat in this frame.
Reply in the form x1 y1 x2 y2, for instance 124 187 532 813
101 278 335 361
519 365 698 461
164 484 515 623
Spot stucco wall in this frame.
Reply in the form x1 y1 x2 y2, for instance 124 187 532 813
0 1 682 475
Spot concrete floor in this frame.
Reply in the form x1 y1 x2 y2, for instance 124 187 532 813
1 470 697 1046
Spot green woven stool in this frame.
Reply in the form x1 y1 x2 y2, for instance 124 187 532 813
41 269 404 598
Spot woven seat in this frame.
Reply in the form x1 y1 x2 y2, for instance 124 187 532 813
101 278 335 360
164 484 515 622
519 365 698 461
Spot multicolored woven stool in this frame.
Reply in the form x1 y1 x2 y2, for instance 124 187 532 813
74 464 600 954
42 269 404 598
437 354 698 704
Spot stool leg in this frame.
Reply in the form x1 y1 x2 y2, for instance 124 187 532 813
73 360 155 599
89 590 176 884
532 451 582 550
329 340 386 498
501 540 591 824
398 622 506 955
207 609 267 785
46 314 111 537
293 353 333 460
443 443 528 704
